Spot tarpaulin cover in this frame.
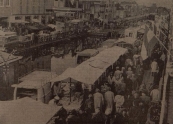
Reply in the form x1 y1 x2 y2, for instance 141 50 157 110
116 37 137 45
51 46 127 85
76 49 99 57
101 39 116 48
19 71 57 82
93 46 127 64
0 97 62 124
51 62 104 85
11 80 49 89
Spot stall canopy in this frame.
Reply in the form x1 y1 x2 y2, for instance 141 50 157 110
51 46 127 85
19 71 57 82
0 97 62 124
51 63 104 85
137 28 145 34
93 46 127 64
88 59 110 69
69 19 83 24
101 39 116 48
116 37 137 45
76 49 99 57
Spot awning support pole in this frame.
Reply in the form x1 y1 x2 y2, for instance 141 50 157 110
70 78 71 103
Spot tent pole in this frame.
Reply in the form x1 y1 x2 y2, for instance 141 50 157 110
70 78 71 103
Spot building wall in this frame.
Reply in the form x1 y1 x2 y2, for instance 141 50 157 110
0 0 12 17
54 0 65 8
0 0 54 17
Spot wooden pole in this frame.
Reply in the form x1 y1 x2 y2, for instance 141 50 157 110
70 78 71 102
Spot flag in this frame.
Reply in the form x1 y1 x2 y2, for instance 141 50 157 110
142 25 149 59
142 25 159 58
148 36 159 56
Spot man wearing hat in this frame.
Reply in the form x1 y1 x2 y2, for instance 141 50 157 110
114 67 122 78
84 94 94 114
140 90 150 106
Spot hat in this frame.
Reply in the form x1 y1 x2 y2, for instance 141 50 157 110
95 88 100 92
105 108 112 115
54 96 60 101
141 89 148 95
116 67 120 69
121 108 127 113
88 94 92 98
95 107 101 113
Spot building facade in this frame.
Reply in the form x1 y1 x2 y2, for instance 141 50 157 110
0 0 54 26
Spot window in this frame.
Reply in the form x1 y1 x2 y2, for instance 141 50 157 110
0 0 4 7
5 0 10 6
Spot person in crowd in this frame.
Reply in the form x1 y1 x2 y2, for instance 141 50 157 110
114 67 122 77
66 109 80 124
73 82 82 102
84 94 94 114
151 59 159 76
128 100 141 124
150 85 160 102
93 88 104 112
105 108 113 124
114 75 123 94
114 91 125 113
125 58 133 69
156 58 164 82
119 108 129 124
130 73 138 91
120 79 126 92
54 105 67 124
107 72 116 86
126 67 133 79
104 87 114 113
48 96 60 107
124 75 133 95
132 91 141 104
53 82 61 97
101 81 110 93
140 90 150 106
91 107 107 124
138 101 148 124
121 67 127 78
78 109 91 124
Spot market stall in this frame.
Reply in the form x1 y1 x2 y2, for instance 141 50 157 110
0 97 62 124
76 49 99 64
12 71 57 103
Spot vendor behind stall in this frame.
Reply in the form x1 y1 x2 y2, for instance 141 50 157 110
73 82 83 102
48 96 60 107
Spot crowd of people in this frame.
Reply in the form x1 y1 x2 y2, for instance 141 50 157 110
49 45 165 124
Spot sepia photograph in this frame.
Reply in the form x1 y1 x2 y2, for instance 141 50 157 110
0 0 172 124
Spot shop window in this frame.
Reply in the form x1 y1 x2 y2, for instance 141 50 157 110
0 0 4 7
15 16 22 20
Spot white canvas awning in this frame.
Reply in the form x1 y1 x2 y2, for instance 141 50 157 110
0 97 62 124
51 46 127 86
